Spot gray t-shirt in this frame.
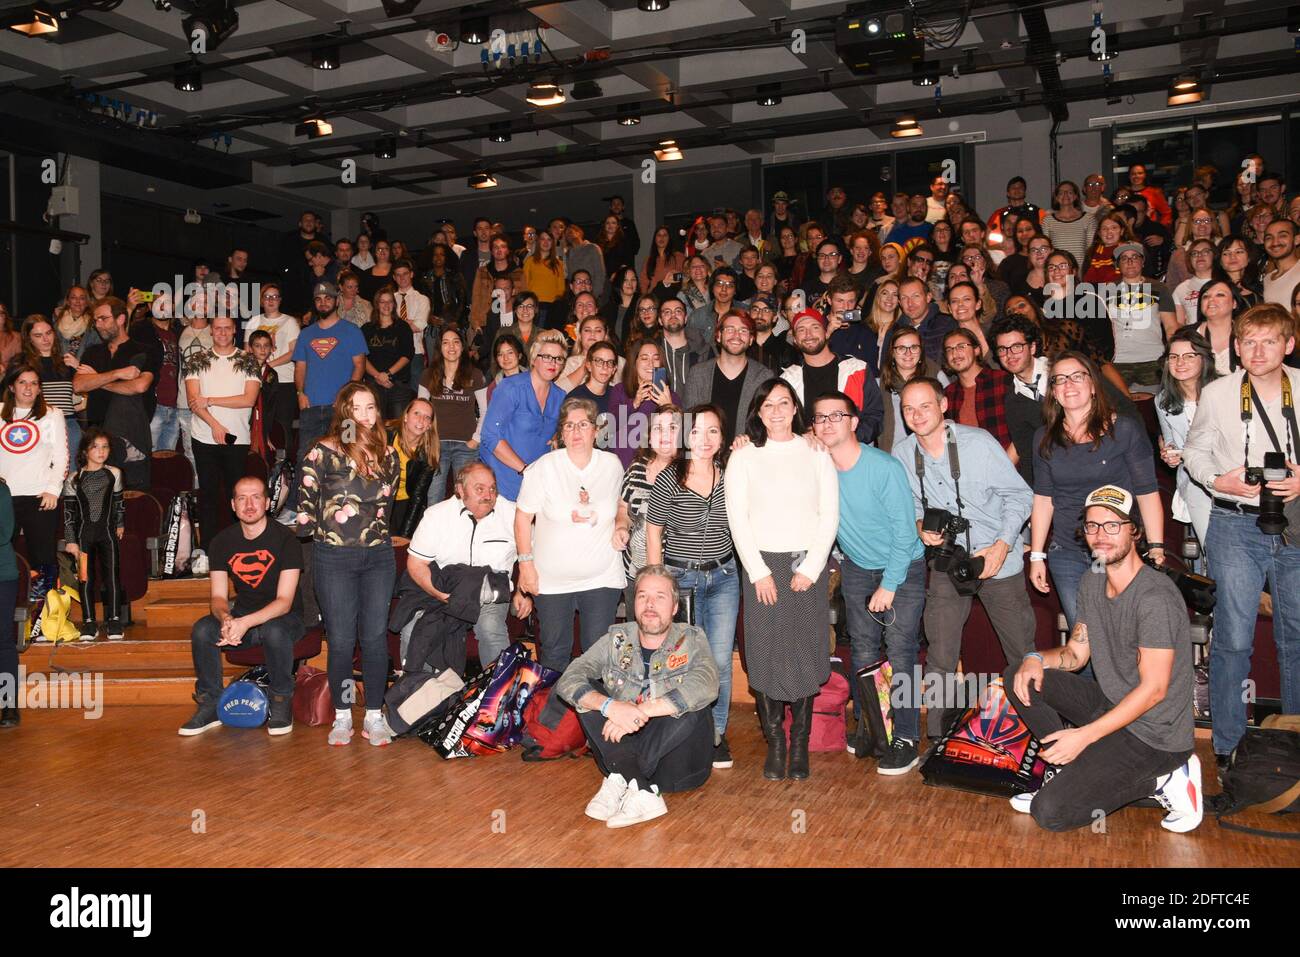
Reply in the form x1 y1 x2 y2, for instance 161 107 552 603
1076 564 1194 753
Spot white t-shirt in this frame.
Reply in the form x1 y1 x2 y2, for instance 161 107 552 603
1108 280 1173 364
408 495 517 576
1263 259 1300 310
183 348 262 445
243 313 301 384
177 325 213 411
1172 276 1208 325
516 447 625 594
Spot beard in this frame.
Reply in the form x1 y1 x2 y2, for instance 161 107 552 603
797 337 825 356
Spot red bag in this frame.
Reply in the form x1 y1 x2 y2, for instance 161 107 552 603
521 687 588 760
783 668 851 752
292 666 333 726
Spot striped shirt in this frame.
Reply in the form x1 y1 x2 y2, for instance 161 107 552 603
31 357 76 416
620 460 656 580
646 466 733 566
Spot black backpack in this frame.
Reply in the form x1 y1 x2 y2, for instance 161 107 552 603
1211 716 1300 840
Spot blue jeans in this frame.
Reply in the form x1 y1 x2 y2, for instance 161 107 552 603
669 559 741 738
293 404 334 511
313 543 397 710
437 440 479 499
841 555 927 743
1047 540 1095 629
63 416 81 475
150 404 180 454
191 611 302 699
1207 508 1300 755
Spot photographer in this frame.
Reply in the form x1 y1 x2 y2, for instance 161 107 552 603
892 377 1036 739
1184 303 1300 776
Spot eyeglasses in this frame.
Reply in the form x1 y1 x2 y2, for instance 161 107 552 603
1028 245 1052 255
722 325 752 336
590 357 618 369
1167 352 1202 365
1191 218 1213 226
714 280 736 288
818 252 841 260
262 294 281 300
638 306 657 314
562 420 595 432
995 342 1028 356
944 344 973 354
1190 249 1214 258
912 257 934 265
1046 263 1072 273
535 353 566 364
516 302 537 311
1049 371 1091 386
812 411 853 424
893 343 922 354
1082 520 1132 535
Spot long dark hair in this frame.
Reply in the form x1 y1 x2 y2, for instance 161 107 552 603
674 403 730 488
643 225 677 282
1158 328 1219 416
422 325 475 393
20 314 67 371
1038 351 1115 458
77 427 112 470
2 364 49 422
745 378 806 447
633 403 684 467
880 327 926 393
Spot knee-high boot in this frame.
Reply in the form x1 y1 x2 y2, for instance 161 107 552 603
788 696 814 781
753 692 787 781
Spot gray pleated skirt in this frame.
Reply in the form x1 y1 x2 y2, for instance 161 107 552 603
741 550 831 701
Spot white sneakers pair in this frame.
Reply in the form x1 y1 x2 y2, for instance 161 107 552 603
1009 755 1203 833
328 711 393 747
584 773 667 828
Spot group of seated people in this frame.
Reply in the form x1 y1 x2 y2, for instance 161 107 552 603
1 153 1297 833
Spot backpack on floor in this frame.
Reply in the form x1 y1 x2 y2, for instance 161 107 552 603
521 686 588 761
920 677 1048 798
1211 716 1300 841
384 670 465 736
161 491 195 576
24 583 82 647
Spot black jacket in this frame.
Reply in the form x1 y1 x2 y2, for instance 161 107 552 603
387 426 439 539
389 564 511 676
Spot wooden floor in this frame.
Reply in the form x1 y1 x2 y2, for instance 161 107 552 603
2 704 1297 868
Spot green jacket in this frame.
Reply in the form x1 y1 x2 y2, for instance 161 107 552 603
556 621 719 718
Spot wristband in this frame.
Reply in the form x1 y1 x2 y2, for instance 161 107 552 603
1029 551 1047 562
1146 542 1165 550
1023 652 1044 663
517 552 534 563
599 698 612 717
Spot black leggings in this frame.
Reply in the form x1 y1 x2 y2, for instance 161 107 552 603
78 534 121 623
192 439 249 546
12 495 60 566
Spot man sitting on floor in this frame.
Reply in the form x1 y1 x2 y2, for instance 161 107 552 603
1005 485 1201 832
179 475 304 737
556 564 719 828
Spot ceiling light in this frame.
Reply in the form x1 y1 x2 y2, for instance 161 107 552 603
174 64 203 92
1167 74 1204 106
571 79 604 100
380 0 421 16
468 172 498 189
617 105 641 126
756 83 782 106
295 118 333 139
890 115 922 138
654 140 683 162
375 135 397 159
182 1 239 53
312 43 341 70
487 123 511 143
525 80 565 107
460 16 489 45
912 63 939 86
864 17 882 35
6 5 58 37
637 0 669 10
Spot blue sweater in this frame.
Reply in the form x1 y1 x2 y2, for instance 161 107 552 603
479 372 565 501
834 444 926 591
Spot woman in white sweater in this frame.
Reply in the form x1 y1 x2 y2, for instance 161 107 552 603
0 366 67 600
725 378 838 782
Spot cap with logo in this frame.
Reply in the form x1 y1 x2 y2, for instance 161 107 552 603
1083 485 1143 529
312 280 339 299
792 307 827 330
772 191 791 203
750 294 778 311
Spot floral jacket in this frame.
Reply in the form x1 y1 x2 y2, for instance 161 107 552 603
297 442 400 547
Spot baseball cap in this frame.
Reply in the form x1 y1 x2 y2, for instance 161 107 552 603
792 308 826 330
1083 485 1143 529
749 294 777 311
772 190 790 203
312 280 339 299
1114 241 1145 262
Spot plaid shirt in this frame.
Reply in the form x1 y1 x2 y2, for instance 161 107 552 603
944 366 1013 448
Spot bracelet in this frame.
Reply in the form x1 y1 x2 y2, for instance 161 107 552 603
1029 551 1047 562
517 552 534 563
599 698 612 717
1023 652 1044 663
1147 542 1165 550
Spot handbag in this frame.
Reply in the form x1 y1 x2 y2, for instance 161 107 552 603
292 665 334 726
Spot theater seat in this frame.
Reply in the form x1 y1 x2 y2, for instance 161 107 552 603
224 625 324 669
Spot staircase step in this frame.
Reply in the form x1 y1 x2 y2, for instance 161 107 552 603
144 598 211 628
101 677 199 706
142 576 223 603
19 640 241 674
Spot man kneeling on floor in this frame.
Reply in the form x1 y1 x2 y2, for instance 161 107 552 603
180 475 304 736
556 564 719 828
1005 485 1201 832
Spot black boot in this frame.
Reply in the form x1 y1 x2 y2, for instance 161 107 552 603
788 696 813 780
754 692 787 781
0 706 18 728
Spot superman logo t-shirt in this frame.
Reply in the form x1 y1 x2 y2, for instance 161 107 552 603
207 520 305 617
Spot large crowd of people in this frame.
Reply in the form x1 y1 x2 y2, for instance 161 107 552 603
1 159 1298 835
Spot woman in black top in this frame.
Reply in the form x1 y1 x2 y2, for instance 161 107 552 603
603 266 640 343
422 243 466 326
15 315 81 471
387 396 440 538
362 287 415 418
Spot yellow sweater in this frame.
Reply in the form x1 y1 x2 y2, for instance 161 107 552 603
522 258 567 303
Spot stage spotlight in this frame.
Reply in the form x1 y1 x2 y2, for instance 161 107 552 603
756 83 782 106
375 135 397 159
6 5 58 37
468 172 498 189
461 16 489 44
174 64 202 92
891 115 922 137
637 0 669 10
295 117 333 138
654 140 683 161
525 80 565 106
380 0 422 16
617 104 641 126
487 123 511 143
182 1 239 53
312 43 340 70
1167 74 1204 106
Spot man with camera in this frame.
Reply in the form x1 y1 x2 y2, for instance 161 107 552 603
892 377 1036 739
1004 485 1201 833
823 276 874 367
1184 303 1300 775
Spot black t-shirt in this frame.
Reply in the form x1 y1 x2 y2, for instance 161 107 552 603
802 360 839 410
362 320 414 376
711 362 746 441
80 337 162 426
568 382 610 415
750 334 797 373
207 520 304 617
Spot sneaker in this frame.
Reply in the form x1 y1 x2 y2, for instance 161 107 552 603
1009 791 1035 814
1154 755 1203 833
712 735 734 769
606 779 667 829
327 714 354 746
77 620 99 642
584 773 629 821
1215 752 1230 786
361 711 392 747
177 694 221 736
105 619 125 641
267 693 293 736
876 737 920 776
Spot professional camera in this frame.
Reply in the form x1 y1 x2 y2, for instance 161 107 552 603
1146 560 1217 617
1244 451 1290 536
922 507 985 593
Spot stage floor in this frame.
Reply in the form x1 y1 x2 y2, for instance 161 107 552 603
2 705 1297 868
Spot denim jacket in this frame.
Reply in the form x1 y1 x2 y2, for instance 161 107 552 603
556 622 719 718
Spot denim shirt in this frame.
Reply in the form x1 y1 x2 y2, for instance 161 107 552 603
556 622 719 718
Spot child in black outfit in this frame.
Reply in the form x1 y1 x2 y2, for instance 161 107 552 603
63 428 125 641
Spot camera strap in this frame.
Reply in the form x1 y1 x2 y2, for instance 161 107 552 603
913 424 973 554
1240 375 1297 467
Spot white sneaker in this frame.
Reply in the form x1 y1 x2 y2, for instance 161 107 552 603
362 711 393 747
327 714 354 747
584 773 629 822
1154 755 1203 833
1009 791 1035 814
606 778 667 829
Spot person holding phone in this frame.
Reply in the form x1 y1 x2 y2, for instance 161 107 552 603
183 314 263 543
606 339 678 468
